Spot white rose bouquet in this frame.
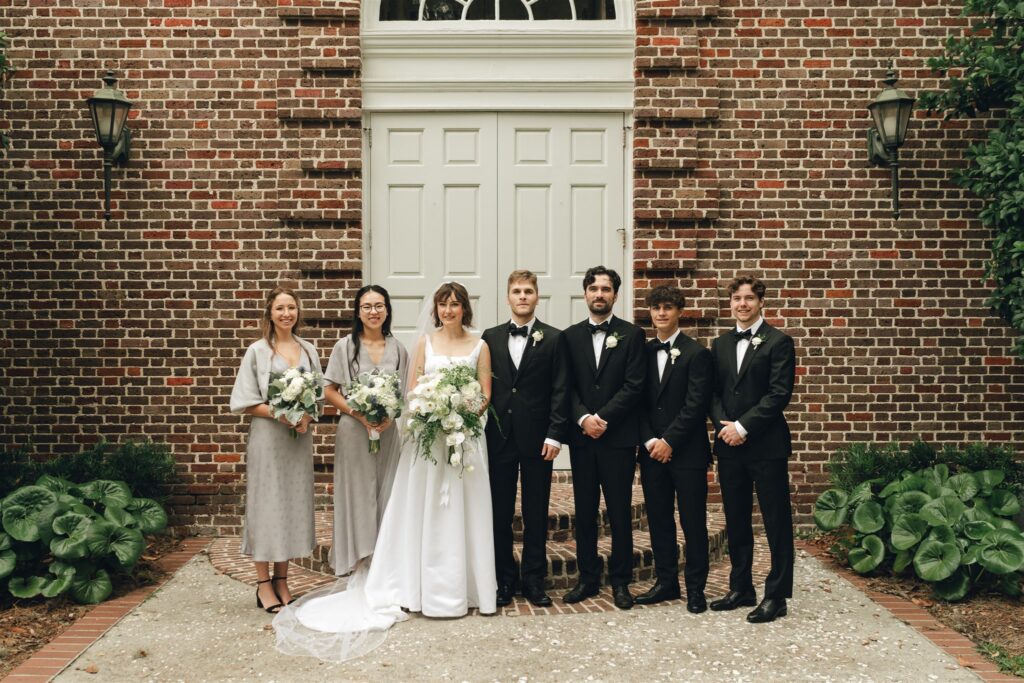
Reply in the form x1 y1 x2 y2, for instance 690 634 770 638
344 370 404 454
268 368 324 438
405 364 488 473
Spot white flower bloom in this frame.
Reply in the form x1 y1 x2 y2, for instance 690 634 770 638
605 335 619 349
750 336 764 348
669 348 681 365
531 330 544 346
450 450 462 466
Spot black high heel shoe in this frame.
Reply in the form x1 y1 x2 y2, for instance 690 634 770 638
272 574 293 607
256 578 283 613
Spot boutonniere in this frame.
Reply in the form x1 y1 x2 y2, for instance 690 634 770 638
605 332 623 349
531 330 544 347
750 334 766 349
669 348 681 365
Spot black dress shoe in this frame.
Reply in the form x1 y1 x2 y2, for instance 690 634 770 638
612 585 634 610
496 583 515 607
686 591 707 614
563 581 600 604
709 589 757 611
746 598 787 623
634 580 681 606
521 584 553 607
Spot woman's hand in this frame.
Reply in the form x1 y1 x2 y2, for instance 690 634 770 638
294 413 313 434
372 418 393 433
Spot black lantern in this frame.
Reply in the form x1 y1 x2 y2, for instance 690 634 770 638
86 70 133 220
866 62 915 219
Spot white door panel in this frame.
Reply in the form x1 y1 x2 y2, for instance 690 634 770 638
369 112 626 469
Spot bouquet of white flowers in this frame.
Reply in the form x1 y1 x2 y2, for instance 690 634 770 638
344 370 404 454
267 368 323 438
405 364 488 473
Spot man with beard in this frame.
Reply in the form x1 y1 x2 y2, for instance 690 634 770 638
561 266 646 610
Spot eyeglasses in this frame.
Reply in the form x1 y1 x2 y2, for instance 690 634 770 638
359 303 387 313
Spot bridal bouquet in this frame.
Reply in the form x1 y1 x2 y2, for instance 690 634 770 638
268 368 323 438
405 364 487 472
344 370 404 454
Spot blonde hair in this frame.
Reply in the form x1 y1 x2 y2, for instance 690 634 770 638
507 269 538 292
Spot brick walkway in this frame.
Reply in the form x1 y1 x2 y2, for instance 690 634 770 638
4 538 210 683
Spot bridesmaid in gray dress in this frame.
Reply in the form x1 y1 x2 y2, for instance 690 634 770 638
229 287 323 613
323 285 409 575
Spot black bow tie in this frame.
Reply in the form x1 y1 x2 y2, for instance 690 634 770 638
589 320 611 335
508 323 529 338
653 340 672 353
734 329 754 341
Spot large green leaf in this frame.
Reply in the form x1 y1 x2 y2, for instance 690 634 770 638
847 481 875 506
41 571 75 598
851 501 885 534
880 474 925 499
946 473 980 502
1 486 59 542
934 464 950 483
975 469 1005 493
920 495 966 527
35 474 74 495
964 520 996 541
70 568 113 604
932 568 971 602
891 513 929 551
888 491 931 518
993 517 1021 531
125 498 168 534
997 573 1022 597
988 489 1021 517
849 534 886 573
8 575 47 599
893 548 914 574
928 525 956 544
961 544 982 566
52 512 91 536
50 513 93 561
978 529 1024 575
78 480 132 510
913 539 961 582
86 521 145 567
813 489 849 531
103 506 138 529
0 532 14 580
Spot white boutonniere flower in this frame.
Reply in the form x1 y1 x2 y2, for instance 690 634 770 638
605 332 623 349
669 348 681 365
531 330 544 347
750 335 765 349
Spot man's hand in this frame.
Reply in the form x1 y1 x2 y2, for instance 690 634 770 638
717 420 746 446
649 438 673 463
541 443 560 461
582 415 607 439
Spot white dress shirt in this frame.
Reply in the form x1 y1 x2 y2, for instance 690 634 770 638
644 329 681 452
508 318 560 451
732 317 764 439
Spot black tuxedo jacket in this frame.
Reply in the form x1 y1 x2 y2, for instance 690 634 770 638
483 320 570 457
710 322 795 460
564 315 646 449
639 332 713 470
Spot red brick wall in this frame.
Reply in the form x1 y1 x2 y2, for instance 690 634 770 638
2 0 1021 534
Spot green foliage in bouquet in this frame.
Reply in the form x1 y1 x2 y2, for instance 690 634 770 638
0 475 168 604
406 364 491 468
267 368 324 438
815 464 1024 601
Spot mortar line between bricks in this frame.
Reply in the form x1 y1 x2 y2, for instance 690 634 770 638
798 541 1007 683
5 539 211 682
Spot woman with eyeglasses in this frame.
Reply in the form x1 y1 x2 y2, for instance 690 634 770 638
322 285 409 575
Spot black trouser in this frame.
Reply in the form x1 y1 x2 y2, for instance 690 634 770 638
570 442 637 587
489 442 553 588
717 456 794 599
638 455 709 593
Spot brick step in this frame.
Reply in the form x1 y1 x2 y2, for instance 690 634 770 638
512 482 648 542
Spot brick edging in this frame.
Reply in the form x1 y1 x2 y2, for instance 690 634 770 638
3 538 211 683
800 541 1019 683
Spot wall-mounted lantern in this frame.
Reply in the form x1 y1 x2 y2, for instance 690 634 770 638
86 70 133 220
866 62 915 219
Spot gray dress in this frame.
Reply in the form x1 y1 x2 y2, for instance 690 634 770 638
324 335 409 575
230 338 321 562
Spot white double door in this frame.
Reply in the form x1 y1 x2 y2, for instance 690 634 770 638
368 112 627 350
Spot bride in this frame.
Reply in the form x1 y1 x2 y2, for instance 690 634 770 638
273 281 497 662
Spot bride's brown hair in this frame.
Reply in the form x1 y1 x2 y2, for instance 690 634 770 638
431 282 473 328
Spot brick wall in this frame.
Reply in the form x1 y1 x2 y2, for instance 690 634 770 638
1 0 1021 535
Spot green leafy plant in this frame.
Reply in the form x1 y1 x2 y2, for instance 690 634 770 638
918 0 1024 356
0 476 168 604
815 464 1024 601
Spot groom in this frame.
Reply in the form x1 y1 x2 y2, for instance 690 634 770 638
562 266 646 610
483 270 570 608
709 275 796 624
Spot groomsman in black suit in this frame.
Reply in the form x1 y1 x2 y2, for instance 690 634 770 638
562 266 646 610
636 286 713 613
709 276 796 623
483 270 570 608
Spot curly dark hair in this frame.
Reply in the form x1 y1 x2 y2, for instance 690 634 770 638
647 285 686 309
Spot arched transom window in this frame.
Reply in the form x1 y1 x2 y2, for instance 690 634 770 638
379 0 616 21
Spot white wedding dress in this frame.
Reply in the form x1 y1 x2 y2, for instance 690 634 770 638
273 335 497 662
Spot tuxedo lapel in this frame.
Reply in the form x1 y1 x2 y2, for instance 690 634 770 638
736 324 770 382
724 332 740 379
513 322 540 386
579 324 598 377
493 325 517 386
655 335 682 400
